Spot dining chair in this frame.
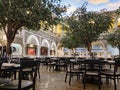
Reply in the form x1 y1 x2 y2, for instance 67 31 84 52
0 60 38 90
56 57 68 71
101 59 120 90
0 61 2 69
65 58 84 85
83 59 102 90
46 57 56 71
20 58 36 80
36 58 41 79
0 61 10 85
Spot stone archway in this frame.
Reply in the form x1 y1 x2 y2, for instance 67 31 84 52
50 42 57 56
26 35 39 57
27 35 39 45
41 39 50 56
92 40 109 59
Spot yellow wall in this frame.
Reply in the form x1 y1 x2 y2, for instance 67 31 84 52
118 19 120 27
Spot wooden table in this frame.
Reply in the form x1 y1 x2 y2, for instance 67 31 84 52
1 63 20 79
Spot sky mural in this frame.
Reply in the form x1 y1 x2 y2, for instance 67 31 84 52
61 0 120 15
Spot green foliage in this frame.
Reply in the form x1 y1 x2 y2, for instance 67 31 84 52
0 0 66 54
106 7 120 57
65 3 113 52
106 29 120 57
60 32 82 49
0 0 66 30
106 29 120 49
60 32 83 57
116 7 120 15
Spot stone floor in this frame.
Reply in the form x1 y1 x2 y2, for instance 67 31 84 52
35 65 119 90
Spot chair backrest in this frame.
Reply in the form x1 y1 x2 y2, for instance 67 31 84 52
114 59 120 74
20 57 35 61
18 60 38 89
84 59 102 72
69 59 79 71
0 60 2 69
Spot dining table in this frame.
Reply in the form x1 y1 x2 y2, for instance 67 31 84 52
1 63 20 71
0 63 20 79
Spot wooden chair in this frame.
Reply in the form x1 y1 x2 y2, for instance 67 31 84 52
0 60 38 90
0 61 2 68
0 61 11 85
36 58 41 79
65 58 84 85
46 57 57 71
83 59 102 90
56 57 68 71
20 58 35 80
101 59 120 90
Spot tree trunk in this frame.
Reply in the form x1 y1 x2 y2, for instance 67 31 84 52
87 43 94 59
6 40 12 55
72 48 76 58
6 39 12 63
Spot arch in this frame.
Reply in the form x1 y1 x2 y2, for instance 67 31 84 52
92 41 105 49
51 42 57 50
26 35 39 45
92 41 104 54
50 42 57 56
41 39 50 48
41 39 50 56
92 40 110 58
26 35 39 57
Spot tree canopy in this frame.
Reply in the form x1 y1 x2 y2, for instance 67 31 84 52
60 32 81 48
64 3 113 58
106 28 120 58
0 0 66 54
60 32 82 57
105 7 120 58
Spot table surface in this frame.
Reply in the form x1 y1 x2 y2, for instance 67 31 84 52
1 63 20 71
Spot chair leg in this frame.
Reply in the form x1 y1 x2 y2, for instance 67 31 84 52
53 65 55 70
46 65 48 71
69 74 72 85
65 72 68 82
37 70 40 79
114 77 117 90
49 65 51 71
99 75 101 90
77 74 80 80
83 75 86 89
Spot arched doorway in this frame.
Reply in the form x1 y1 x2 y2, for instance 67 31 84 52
50 42 57 56
41 39 50 56
26 35 39 57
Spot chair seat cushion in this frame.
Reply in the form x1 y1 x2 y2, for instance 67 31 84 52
67 69 83 73
86 71 99 76
101 71 120 76
0 80 33 90
23 68 33 72
48 62 56 65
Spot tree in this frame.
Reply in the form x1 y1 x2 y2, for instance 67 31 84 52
105 7 120 58
60 32 83 57
0 0 66 55
106 29 120 58
65 3 113 58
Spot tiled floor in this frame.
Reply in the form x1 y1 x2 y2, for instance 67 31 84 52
35 65 119 90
